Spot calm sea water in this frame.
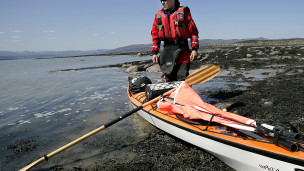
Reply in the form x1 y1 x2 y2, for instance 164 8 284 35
0 55 155 170
0 54 242 170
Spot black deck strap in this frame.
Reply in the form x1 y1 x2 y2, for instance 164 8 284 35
176 114 202 125
151 103 158 111
151 95 164 111
273 125 285 146
255 121 270 134
300 146 304 152
204 113 216 131
273 130 280 146
44 154 49 161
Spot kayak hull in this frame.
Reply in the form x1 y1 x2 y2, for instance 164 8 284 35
128 90 304 171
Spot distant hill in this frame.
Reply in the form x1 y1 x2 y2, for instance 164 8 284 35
199 37 269 45
2 38 303 60
235 38 304 45
106 38 269 54
0 49 109 60
199 39 244 45
106 44 152 54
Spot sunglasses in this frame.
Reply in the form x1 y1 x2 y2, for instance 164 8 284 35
160 0 168 2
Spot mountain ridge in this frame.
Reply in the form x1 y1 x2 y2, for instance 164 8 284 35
1 38 304 60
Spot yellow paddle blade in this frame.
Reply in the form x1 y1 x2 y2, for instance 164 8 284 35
185 65 221 86
142 65 220 107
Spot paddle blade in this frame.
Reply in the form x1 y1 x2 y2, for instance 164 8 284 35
185 65 220 85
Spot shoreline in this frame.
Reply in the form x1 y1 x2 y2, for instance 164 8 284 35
47 43 304 73
97 44 304 170
66 44 304 170
12 43 304 170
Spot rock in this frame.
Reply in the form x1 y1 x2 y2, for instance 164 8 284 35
281 56 292 60
269 51 280 56
246 54 253 58
122 64 132 68
256 51 264 56
136 53 142 57
298 69 304 73
126 66 138 72
200 54 209 61
196 54 202 60
264 101 273 106
214 102 234 111
143 63 153 69
126 65 145 73
270 56 282 60
146 64 162 72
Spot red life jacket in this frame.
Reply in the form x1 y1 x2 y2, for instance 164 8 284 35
156 7 190 41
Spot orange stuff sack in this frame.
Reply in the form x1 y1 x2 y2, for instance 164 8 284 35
157 82 256 131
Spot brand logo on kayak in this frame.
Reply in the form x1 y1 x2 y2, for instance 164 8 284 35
259 164 279 171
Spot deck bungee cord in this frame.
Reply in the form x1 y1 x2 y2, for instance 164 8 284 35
156 81 303 152
128 65 304 170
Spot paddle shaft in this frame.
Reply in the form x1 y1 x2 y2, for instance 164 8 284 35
20 65 220 171
19 104 146 171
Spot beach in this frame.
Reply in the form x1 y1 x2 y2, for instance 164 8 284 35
2 44 304 170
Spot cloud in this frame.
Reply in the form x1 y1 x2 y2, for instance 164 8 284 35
0 32 5 35
93 33 99 37
11 35 21 42
46 37 56 40
110 32 116 35
10 30 22 33
42 30 55 33
11 35 20 39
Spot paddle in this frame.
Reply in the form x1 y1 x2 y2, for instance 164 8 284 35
188 107 301 152
20 65 220 171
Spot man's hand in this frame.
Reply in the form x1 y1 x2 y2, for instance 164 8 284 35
152 54 158 64
190 50 198 61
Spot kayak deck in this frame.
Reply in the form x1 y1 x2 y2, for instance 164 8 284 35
128 89 304 170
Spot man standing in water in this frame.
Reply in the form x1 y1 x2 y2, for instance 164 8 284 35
151 0 199 81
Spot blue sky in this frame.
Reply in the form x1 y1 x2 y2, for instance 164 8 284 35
0 0 303 51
